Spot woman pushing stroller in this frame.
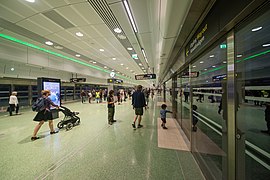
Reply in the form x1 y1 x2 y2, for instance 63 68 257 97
31 90 59 141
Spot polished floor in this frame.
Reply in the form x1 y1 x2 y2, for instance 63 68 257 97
0 96 204 180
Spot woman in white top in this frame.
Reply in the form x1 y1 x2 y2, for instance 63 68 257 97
9 91 19 116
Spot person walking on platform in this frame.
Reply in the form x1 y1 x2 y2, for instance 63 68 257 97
160 104 172 129
88 91 92 103
132 85 147 129
261 103 270 135
31 90 59 141
8 91 20 116
107 90 116 125
80 90 86 103
96 90 100 103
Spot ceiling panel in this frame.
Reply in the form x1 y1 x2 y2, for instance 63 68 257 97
43 0 68 7
72 2 104 25
46 33 71 45
130 0 150 33
55 5 88 26
17 19 52 36
0 4 25 23
109 2 134 36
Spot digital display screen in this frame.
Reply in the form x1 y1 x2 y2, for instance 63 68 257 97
43 81 61 108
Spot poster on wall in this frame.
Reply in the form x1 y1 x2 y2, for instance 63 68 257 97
43 81 61 108
37 77 61 119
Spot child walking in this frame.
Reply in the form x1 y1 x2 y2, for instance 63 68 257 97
160 104 172 129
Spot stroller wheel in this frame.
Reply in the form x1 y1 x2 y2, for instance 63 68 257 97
76 118 81 125
57 122 64 129
66 123 73 131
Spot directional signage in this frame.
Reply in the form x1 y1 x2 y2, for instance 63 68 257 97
70 78 86 82
135 74 156 80
107 78 123 84
181 72 199 78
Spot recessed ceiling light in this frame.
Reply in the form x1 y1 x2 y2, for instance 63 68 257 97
112 57 116 60
99 49 104 52
25 0 35 2
104 66 107 68
121 63 124 66
117 72 120 73
114 28 122 33
126 67 129 69
112 70 115 72
262 43 270 47
127 47 133 51
237 54 243 58
209 55 214 58
130 70 133 72
200 61 204 64
206 80 209 83
142 67 144 69
117 34 126 39
192 65 196 68
45 41 53 46
76 32 84 37
75 54 81 57
93 61 96 64
54 45 63 49
251 26 262 32
139 63 142 66
204 69 207 71
223 61 227 63
11 67 15 71
212 65 216 68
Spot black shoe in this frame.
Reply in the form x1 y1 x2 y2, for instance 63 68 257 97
132 123 136 129
161 124 164 127
31 137 40 141
261 130 270 134
112 120 117 122
163 126 168 129
137 124 143 128
50 131 59 135
109 122 113 125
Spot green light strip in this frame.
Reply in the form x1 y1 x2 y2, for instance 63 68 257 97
0 33 133 81
200 49 270 75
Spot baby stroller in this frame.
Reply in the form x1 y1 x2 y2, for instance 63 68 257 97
57 106 80 130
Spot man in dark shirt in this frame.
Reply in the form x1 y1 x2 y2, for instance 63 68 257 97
132 85 146 129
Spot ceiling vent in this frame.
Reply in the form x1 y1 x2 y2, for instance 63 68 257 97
42 10 75 29
87 0 145 69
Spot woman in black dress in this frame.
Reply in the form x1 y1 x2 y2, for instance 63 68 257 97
31 90 59 141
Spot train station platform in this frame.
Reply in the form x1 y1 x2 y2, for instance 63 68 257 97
0 96 204 180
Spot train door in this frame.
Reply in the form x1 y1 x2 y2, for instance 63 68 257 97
235 7 270 180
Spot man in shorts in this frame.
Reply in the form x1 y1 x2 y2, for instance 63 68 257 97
132 85 147 129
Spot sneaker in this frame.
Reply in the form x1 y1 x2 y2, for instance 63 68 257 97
163 126 168 129
50 131 59 135
31 137 40 141
132 123 136 129
137 124 143 128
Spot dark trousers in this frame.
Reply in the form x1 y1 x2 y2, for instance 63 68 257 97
108 107 115 122
9 104 19 116
267 121 270 131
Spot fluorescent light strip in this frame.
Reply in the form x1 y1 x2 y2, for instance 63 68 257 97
0 33 132 81
123 0 138 33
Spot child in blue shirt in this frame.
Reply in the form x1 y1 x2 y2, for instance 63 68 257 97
160 104 172 129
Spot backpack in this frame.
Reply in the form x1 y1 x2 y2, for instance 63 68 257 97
32 97 46 112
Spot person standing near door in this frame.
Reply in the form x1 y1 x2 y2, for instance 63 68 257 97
9 91 20 116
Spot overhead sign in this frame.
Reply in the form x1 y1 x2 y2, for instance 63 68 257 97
107 78 123 84
135 74 156 80
70 78 86 83
181 72 199 78
212 74 227 81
